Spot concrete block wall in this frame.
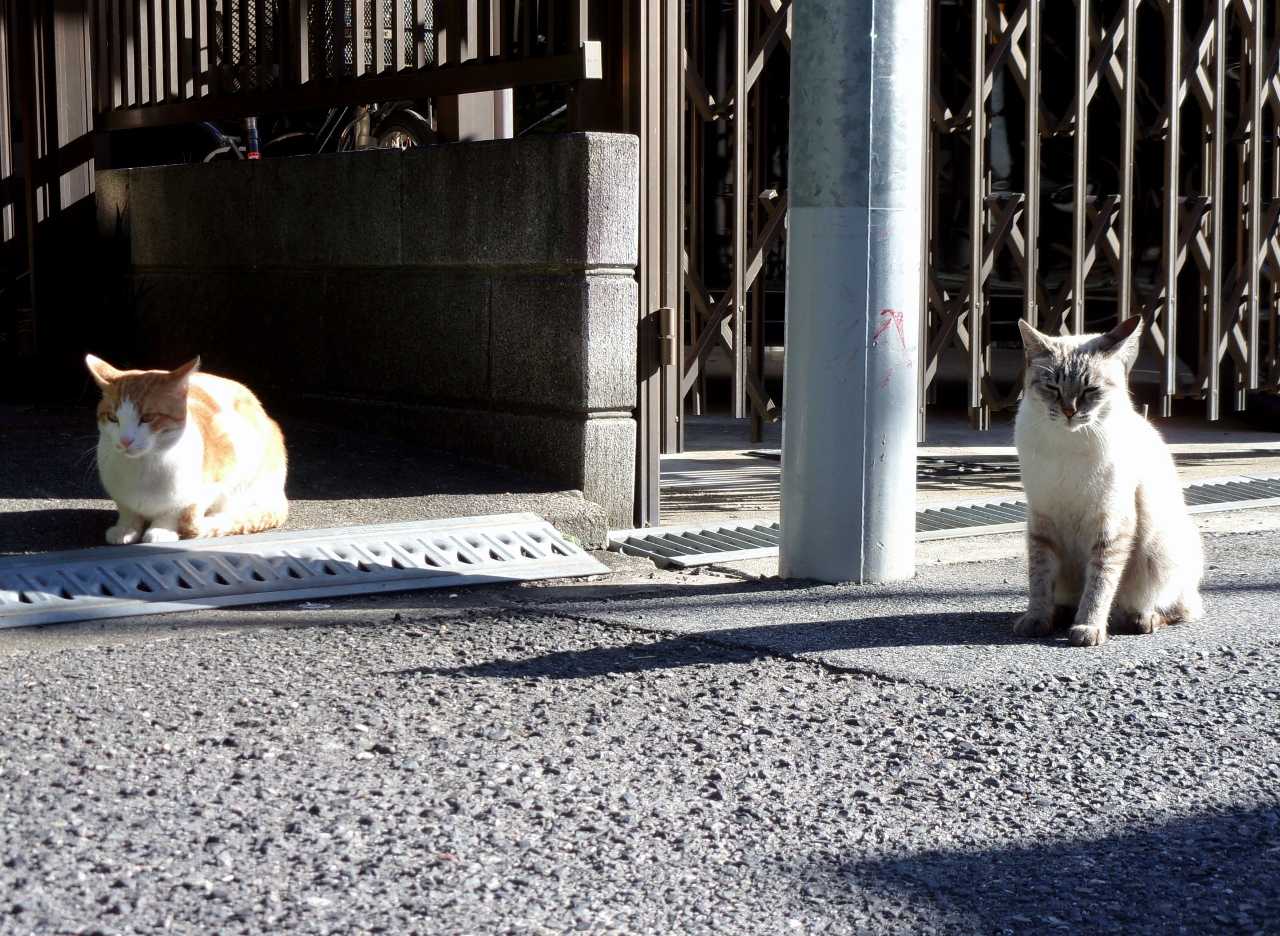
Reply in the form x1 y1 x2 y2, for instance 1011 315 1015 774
95 133 639 527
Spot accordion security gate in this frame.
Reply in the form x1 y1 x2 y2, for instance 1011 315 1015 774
924 0 1280 429
676 0 1280 458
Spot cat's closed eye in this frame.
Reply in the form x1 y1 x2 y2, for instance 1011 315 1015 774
140 414 154 424
105 414 118 423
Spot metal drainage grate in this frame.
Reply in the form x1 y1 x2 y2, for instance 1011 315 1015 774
609 521 781 569
916 501 1027 540
918 475 1280 538
0 513 606 630
615 475 1280 567
1184 475 1280 512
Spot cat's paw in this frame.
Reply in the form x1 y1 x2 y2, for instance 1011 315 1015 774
1171 592 1204 623
1128 610 1168 634
141 527 180 544
1068 623 1108 647
1013 610 1055 637
105 525 141 545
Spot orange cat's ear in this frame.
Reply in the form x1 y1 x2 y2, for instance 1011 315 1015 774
85 354 123 389
169 356 201 382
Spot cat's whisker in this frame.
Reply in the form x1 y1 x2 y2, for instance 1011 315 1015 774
76 450 97 467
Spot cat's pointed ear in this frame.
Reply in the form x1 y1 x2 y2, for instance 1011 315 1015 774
1097 316 1143 371
85 354 123 389
1017 320 1053 361
169 356 201 384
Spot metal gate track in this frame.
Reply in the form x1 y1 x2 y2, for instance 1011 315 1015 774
614 475 1280 568
0 513 606 630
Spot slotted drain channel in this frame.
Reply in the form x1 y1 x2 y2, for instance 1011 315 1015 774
609 521 782 568
0 513 606 630
616 475 1280 568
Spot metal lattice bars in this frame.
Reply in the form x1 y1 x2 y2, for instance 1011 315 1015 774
90 0 600 129
679 0 787 449
921 0 1280 432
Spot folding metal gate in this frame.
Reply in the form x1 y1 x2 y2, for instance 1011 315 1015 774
671 0 1280 463
924 0 1280 429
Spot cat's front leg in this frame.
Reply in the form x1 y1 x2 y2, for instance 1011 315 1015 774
144 504 209 542
140 511 183 543
1014 513 1059 637
106 507 146 545
1070 523 1136 647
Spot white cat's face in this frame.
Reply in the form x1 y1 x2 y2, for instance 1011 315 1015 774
1025 354 1127 432
1018 318 1142 433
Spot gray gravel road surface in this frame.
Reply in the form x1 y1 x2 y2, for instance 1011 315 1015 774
2 530 1279 934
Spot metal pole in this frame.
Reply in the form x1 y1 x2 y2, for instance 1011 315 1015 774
731 0 748 420
1071 0 1089 334
1024 0 1042 331
968 0 988 427
780 0 927 584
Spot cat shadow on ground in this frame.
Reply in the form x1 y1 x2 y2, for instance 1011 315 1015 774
394 610 1023 681
0 509 114 556
821 803 1280 932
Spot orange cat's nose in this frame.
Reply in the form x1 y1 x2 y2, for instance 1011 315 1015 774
118 436 135 450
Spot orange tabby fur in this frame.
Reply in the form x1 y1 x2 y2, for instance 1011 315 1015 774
87 355 288 543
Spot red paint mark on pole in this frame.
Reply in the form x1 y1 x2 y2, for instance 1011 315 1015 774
872 308 907 349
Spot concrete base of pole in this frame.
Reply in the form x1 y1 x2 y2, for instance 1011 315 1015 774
779 0 927 585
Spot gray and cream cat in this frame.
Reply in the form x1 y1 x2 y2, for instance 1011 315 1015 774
1013 316 1203 647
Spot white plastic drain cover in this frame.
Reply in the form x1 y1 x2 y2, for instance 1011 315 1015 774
0 513 605 630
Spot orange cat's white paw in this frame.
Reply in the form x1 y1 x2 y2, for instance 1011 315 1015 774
106 525 141 545
141 527 180 544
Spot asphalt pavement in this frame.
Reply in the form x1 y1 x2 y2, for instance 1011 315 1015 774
2 526 1279 934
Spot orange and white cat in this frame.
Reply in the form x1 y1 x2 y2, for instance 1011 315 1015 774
86 354 288 544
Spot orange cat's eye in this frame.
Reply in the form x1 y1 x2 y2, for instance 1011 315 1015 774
106 414 118 423
140 414 153 424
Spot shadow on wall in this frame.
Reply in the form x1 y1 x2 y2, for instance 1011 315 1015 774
826 803 1280 932
0 405 552 503
0 403 578 556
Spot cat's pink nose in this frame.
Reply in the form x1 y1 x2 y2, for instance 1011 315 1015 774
1061 405 1076 419
118 435 135 449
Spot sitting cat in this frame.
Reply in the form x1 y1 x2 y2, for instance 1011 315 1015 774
86 354 288 544
1013 316 1203 647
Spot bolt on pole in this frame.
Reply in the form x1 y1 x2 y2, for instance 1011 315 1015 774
780 0 928 584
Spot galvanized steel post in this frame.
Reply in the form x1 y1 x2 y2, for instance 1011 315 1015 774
780 0 927 584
